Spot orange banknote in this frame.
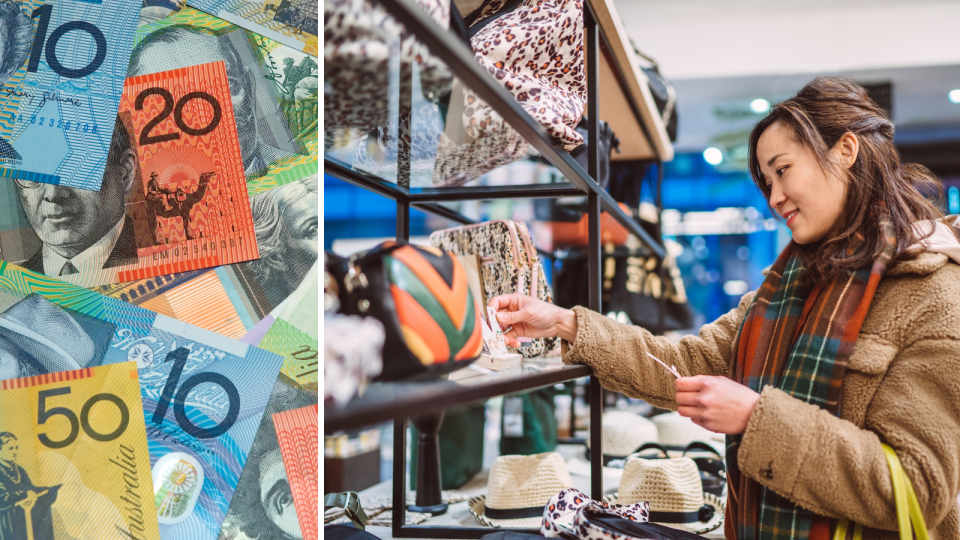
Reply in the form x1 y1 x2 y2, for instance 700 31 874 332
273 404 318 540
112 61 257 282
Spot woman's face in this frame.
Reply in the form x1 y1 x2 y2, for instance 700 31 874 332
0 439 18 464
0 348 20 380
757 122 849 244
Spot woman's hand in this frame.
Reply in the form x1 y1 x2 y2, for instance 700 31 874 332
487 294 578 348
674 375 760 434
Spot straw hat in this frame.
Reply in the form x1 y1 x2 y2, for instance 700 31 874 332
651 412 723 452
605 457 723 533
469 452 573 527
585 411 659 465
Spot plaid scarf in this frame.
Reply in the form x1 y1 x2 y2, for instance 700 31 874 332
725 216 896 540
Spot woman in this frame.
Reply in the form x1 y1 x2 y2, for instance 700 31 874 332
0 433 58 540
490 77 960 540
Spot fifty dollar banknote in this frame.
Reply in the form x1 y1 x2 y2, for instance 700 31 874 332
0 363 161 540
0 261 284 540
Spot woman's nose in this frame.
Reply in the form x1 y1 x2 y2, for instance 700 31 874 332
769 184 787 209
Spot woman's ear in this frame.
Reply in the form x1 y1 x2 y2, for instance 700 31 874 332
835 132 859 171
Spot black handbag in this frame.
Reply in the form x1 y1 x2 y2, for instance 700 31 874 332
631 41 677 143
339 242 484 381
554 248 694 333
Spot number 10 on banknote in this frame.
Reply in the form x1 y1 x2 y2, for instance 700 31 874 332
117 60 258 282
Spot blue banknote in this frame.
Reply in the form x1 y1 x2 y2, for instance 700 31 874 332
0 0 141 190
0 261 284 540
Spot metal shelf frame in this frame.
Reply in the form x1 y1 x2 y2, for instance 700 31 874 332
323 0 672 535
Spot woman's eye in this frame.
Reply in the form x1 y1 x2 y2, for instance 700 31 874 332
776 166 788 177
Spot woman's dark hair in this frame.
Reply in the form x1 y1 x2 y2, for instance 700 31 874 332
748 76 952 283
0 432 17 447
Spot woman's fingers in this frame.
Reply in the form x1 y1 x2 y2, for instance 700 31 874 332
673 390 701 407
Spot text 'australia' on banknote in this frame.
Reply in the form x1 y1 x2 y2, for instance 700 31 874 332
0 0 140 190
0 363 161 540
273 404 318 540
186 0 317 56
0 261 285 540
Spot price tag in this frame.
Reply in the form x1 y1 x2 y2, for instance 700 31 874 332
502 397 524 438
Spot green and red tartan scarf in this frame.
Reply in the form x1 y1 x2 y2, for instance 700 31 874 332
725 216 897 540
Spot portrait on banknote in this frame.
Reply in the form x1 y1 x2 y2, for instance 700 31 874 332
0 432 61 540
14 117 139 278
239 174 318 307
0 1 32 160
218 380 316 540
128 23 311 180
0 294 116 381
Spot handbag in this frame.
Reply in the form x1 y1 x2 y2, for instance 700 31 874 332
430 220 558 357
461 0 587 150
630 41 677 143
340 241 484 381
532 202 633 250
323 0 454 148
833 443 930 540
554 246 694 333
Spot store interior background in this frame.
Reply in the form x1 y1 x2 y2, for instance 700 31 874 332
324 0 960 489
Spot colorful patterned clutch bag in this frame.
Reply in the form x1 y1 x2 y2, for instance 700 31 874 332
341 242 484 381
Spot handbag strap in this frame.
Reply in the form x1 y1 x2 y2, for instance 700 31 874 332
831 443 929 540
325 492 369 530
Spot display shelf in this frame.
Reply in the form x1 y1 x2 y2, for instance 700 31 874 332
324 359 590 434
324 0 674 531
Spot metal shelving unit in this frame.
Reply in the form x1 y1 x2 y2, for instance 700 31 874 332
323 0 673 535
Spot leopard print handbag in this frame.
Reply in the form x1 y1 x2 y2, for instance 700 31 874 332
430 220 558 357
324 0 454 149
462 0 586 151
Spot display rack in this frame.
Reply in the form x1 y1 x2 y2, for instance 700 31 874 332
323 0 674 535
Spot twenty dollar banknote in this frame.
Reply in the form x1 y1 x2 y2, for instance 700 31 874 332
0 261 284 540
0 0 141 190
0 363 161 540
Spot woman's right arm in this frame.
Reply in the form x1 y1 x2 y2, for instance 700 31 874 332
490 291 756 410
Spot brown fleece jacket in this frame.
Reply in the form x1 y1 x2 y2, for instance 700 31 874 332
562 251 960 539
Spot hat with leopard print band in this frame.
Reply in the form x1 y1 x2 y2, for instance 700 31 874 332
604 456 724 534
468 452 573 528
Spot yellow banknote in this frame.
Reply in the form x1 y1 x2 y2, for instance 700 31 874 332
0 362 159 540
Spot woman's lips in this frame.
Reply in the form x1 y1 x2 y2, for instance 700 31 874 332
786 210 799 227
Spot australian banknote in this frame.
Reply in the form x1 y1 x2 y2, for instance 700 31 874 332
0 61 264 288
0 363 161 540
185 0 317 56
273 404 318 540
0 261 284 540
217 266 317 540
132 7 317 184
0 0 140 190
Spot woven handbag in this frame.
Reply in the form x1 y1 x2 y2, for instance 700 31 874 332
340 242 483 381
430 220 557 357
833 444 930 540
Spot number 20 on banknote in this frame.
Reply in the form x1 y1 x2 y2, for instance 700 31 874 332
117 60 259 282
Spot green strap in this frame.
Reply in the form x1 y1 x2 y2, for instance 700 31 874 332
833 444 929 540
324 492 369 530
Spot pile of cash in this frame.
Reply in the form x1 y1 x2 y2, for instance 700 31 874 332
0 0 318 539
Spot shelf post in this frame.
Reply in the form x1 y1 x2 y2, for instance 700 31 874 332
393 418 407 537
585 5 604 501
397 200 410 243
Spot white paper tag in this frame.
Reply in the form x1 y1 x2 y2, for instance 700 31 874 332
502 397 524 437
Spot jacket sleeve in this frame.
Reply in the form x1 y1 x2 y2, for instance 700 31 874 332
561 291 755 410
737 328 960 530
